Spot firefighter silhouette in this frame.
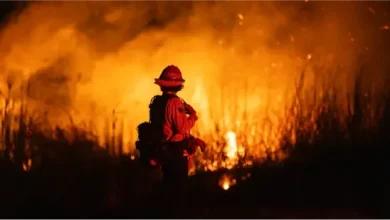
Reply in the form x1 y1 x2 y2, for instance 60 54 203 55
136 65 206 217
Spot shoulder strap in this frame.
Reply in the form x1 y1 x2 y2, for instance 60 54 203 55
148 94 179 124
148 94 181 142
148 95 160 123
149 94 179 108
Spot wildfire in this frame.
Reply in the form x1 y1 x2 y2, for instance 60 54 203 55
222 182 230 190
0 1 387 173
225 131 238 159
22 159 32 172
219 172 251 190
219 174 236 191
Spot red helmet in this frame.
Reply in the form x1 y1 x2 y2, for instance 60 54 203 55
155 65 185 87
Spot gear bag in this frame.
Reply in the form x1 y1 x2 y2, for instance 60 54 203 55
135 122 156 167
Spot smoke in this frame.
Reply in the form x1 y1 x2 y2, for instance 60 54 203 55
0 1 389 152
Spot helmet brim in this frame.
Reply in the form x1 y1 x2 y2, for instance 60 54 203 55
155 78 185 87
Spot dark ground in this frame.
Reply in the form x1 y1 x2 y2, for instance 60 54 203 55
0 141 387 218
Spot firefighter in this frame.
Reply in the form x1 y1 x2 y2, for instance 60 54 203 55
149 65 205 179
146 65 205 218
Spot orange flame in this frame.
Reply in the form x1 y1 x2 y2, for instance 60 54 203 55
219 174 236 190
0 2 388 172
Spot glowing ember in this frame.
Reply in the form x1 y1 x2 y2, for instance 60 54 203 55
22 159 32 172
222 182 230 190
241 172 252 181
306 54 312 60
380 24 389 30
219 174 236 190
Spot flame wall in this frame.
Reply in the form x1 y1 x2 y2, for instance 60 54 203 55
0 1 389 169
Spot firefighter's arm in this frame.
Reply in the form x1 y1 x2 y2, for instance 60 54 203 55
166 98 198 135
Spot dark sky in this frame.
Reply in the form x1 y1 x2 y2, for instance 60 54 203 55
0 1 17 20
0 1 389 61
0 1 28 29
0 1 14 11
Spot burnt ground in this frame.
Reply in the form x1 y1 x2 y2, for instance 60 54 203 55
0 142 387 219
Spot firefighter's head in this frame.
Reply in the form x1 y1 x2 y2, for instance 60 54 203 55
155 65 184 93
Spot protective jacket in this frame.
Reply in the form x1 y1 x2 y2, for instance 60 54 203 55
136 64 205 169
149 93 198 143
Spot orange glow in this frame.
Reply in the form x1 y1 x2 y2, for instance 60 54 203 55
380 24 389 30
222 181 230 190
0 2 388 172
219 174 236 190
23 159 32 172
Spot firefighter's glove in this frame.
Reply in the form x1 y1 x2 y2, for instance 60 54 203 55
184 103 197 115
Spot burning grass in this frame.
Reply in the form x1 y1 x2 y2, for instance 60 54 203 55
0 31 388 216
0 2 388 218
0 64 388 174
0 1 389 174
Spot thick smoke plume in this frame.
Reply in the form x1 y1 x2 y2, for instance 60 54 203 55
0 1 389 156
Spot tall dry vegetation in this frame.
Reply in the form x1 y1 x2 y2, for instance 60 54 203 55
0 64 388 172
0 1 389 172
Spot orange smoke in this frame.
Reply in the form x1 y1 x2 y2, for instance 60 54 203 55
0 1 389 171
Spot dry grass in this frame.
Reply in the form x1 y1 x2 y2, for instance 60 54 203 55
0 67 388 218
0 65 388 172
